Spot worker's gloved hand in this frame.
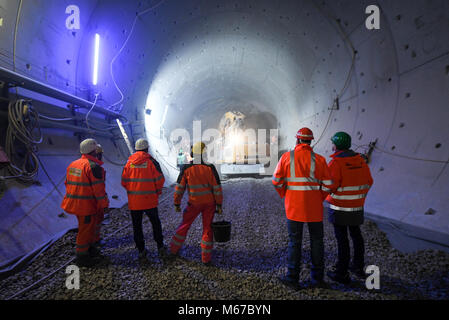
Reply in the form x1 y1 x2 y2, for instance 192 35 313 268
175 205 181 212
216 204 222 215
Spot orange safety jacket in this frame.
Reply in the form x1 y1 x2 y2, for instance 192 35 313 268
174 162 223 206
326 150 373 212
61 154 109 216
272 144 332 222
121 151 165 211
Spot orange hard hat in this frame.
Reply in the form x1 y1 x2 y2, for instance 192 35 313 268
296 127 314 140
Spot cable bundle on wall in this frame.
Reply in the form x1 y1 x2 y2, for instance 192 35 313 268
4 100 43 182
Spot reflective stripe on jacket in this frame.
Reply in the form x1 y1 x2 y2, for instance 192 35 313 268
272 144 332 222
174 162 223 205
121 151 165 210
325 150 373 211
61 154 109 216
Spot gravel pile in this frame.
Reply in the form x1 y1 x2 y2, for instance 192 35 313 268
1 178 448 300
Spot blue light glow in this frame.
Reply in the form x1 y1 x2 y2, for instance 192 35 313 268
93 33 100 85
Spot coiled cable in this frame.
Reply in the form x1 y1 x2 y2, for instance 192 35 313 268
4 100 43 182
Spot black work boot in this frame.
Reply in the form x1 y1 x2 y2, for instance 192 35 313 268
138 249 148 260
74 253 100 268
93 239 106 248
88 246 104 258
158 245 168 258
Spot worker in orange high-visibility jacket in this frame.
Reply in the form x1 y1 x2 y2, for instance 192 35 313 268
121 138 166 260
325 132 373 284
170 142 223 265
61 138 109 267
272 127 332 290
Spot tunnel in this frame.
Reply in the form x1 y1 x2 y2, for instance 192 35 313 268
0 0 448 302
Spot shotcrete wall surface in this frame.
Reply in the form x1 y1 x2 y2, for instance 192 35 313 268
0 0 448 265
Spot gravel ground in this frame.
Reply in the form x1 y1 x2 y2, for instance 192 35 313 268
1 178 448 300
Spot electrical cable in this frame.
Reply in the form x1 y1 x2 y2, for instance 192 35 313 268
0 174 23 180
36 156 65 198
353 143 448 164
5 0 128 181
11 0 23 98
80 97 131 167
38 116 118 132
108 0 167 110
155 149 180 171
6 256 74 300
352 143 370 152
36 109 119 131
8 0 130 126
38 114 74 122
85 93 100 134
2 98 120 185
4 100 43 182
373 146 449 164
8 0 129 123
12 0 23 73
5 193 171 300
149 130 181 173
87 121 119 130
312 107 335 147
353 142 449 166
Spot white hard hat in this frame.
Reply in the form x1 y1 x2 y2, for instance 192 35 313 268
80 139 99 154
135 138 149 151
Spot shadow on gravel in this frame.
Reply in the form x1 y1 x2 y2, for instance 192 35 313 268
164 245 448 299
103 234 135 250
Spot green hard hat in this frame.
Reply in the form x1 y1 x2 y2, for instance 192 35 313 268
331 132 351 150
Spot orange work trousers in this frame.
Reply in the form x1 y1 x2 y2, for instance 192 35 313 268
170 202 215 263
75 211 103 254
94 210 104 244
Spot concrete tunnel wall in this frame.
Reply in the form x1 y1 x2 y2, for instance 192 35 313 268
0 0 448 265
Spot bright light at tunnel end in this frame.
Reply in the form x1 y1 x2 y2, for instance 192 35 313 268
93 33 100 86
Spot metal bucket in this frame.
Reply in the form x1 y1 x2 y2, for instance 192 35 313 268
211 221 231 243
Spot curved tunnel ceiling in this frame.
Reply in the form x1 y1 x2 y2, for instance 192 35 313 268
0 0 448 263
82 0 449 235
87 0 354 159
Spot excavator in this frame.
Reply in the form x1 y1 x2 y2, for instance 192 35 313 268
218 111 270 175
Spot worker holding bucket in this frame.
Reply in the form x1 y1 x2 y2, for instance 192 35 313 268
170 142 225 265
